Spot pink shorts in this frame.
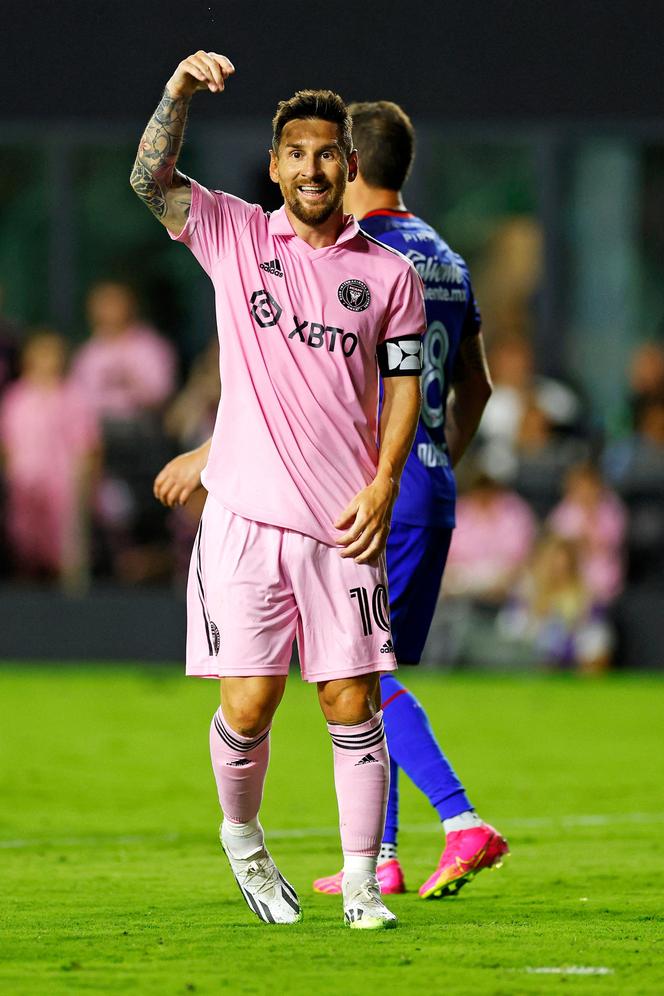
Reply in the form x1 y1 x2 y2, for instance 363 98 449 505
186 495 397 682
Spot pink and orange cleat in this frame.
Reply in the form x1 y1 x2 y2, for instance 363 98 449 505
314 858 406 896
418 822 509 899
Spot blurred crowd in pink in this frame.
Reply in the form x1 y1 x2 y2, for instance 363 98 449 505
1 280 663 672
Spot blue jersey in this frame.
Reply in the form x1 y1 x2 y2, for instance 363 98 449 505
361 210 481 528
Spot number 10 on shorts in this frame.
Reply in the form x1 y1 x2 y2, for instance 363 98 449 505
349 584 391 637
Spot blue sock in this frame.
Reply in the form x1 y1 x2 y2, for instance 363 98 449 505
383 757 399 845
380 674 472 825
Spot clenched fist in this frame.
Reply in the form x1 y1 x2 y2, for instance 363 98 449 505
166 51 235 99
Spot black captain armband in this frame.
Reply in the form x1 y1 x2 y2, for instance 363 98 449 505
376 334 424 377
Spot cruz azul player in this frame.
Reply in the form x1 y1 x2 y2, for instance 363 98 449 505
155 100 509 901
132 52 425 929
314 102 509 897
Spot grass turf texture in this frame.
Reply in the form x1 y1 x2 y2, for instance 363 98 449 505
1 667 663 995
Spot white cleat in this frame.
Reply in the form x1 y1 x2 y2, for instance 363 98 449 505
343 876 398 930
221 832 302 925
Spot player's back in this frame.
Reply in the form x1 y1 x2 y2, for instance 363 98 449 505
360 209 481 528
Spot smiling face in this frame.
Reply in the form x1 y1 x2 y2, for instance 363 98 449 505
269 118 357 227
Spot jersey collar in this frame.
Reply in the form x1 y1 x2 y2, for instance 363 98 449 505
362 208 415 219
268 205 360 250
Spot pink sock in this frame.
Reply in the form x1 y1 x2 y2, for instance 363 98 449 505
209 707 271 823
328 711 390 857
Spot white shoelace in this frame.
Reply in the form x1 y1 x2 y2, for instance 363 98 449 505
346 877 384 909
241 855 280 899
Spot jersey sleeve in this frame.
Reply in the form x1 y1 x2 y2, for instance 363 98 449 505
461 277 482 339
376 263 426 377
168 178 258 276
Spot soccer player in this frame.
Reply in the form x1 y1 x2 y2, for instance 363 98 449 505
314 102 509 898
132 52 426 929
155 100 509 900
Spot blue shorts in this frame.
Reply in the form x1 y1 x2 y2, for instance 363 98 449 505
386 522 453 666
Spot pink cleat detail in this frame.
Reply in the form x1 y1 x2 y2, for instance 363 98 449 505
313 858 406 896
419 822 509 899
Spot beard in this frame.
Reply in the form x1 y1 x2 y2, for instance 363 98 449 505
281 181 344 226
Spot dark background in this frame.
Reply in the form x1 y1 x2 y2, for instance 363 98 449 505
1 0 661 122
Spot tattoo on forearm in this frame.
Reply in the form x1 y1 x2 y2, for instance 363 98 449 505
130 88 191 219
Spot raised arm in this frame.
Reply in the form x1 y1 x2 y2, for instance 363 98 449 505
445 331 492 467
130 51 235 235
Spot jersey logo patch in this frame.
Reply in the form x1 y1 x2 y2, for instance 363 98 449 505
338 279 371 312
250 289 283 327
260 258 283 277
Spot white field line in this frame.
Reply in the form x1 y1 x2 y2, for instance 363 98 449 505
524 967 614 976
1 811 663 850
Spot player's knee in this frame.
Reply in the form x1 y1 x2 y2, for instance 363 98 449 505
318 674 381 724
220 676 284 735
222 700 273 737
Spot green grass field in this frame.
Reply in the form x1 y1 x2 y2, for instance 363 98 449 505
1 666 663 995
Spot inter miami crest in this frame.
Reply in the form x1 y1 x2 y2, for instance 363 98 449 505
338 279 371 312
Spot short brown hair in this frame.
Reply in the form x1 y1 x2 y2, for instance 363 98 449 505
272 90 353 156
348 100 415 190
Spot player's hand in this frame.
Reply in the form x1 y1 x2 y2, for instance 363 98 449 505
334 474 398 565
166 52 235 99
153 449 207 508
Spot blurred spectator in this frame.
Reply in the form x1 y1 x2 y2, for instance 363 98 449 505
512 396 589 517
477 333 582 482
70 281 176 420
548 462 626 604
473 217 543 341
163 338 220 581
164 337 219 450
70 281 177 584
498 534 613 673
0 283 22 394
628 341 664 417
603 394 664 493
0 330 99 588
443 472 537 603
604 394 664 586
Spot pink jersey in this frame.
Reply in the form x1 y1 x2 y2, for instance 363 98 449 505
548 493 626 603
446 491 537 592
0 379 98 486
170 180 425 545
70 323 176 420
0 379 99 570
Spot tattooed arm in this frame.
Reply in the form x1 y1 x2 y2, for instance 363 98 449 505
130 51 235 235
445 331 492 468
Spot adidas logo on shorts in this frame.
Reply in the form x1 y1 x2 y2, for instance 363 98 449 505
260 258 283 277
380 639 394 654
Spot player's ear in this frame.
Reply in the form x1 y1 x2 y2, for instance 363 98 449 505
347 149 358 183
268 148 280 184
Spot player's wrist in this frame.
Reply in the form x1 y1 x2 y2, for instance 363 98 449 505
164 79 195 101
373 468 399 495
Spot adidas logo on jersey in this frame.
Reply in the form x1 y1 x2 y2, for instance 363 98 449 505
260 258 283 277
380 640 394 654
355 753 379 766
